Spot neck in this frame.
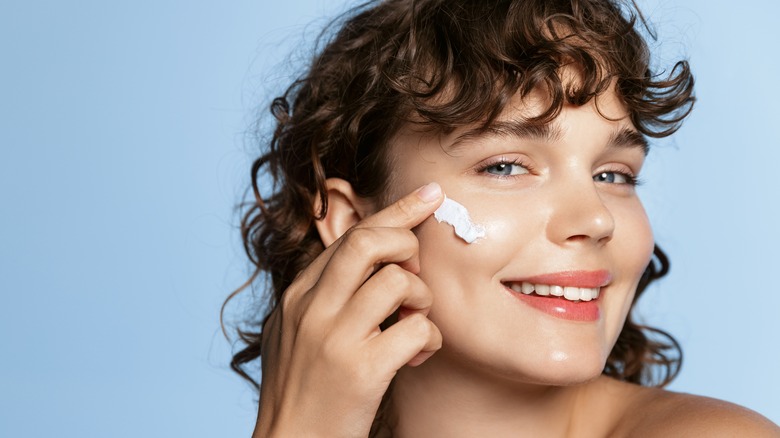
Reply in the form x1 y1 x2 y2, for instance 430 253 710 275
390 352 604 437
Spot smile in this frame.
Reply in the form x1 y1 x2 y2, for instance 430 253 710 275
501 271 610 322
505 282 600 302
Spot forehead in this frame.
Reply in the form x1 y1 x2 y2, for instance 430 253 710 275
391 86 646 156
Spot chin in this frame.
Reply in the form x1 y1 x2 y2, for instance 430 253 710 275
441 336 613 388
523 354 608 386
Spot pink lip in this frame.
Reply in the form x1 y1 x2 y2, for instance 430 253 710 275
502 270 611 322
506 270 612 289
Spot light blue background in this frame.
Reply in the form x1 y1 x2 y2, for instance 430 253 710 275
1 1 778 436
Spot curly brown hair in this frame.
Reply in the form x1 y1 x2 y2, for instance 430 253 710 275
224 0 693 430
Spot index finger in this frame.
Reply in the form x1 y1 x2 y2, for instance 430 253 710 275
284 182 444 297
355 182 444 230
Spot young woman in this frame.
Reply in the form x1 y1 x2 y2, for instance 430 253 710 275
225 0 780 436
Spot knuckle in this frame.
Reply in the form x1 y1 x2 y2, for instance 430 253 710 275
290 269 306 284
405 231 420 254
393 196 418 220
279 288 306 326
380 263 411 289
342 227 376 258
416 315 439 341
398 228 418 247
392 229 419 261
279 288 297 312
415 285 434 308
404 312 429 332
430 323 443 345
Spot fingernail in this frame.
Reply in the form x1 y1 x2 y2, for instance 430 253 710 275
417 182 442 202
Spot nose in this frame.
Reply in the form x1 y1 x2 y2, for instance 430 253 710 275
545 178 615 246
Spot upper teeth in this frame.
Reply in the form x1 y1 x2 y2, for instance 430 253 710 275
507 282 600 302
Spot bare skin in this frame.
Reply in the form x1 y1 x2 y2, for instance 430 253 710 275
253 183 446 437
252 88 780 437
384 89 779 437
607 380 780 437
252 184 779 437
393 373 779 437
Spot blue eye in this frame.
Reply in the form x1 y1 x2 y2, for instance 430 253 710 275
483 161 529 176
593 171 637 185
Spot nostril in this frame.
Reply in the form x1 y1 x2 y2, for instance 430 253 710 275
563 229 613 245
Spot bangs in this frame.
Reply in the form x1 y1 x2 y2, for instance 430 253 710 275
376 0 693 137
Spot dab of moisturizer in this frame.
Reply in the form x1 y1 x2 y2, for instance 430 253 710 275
433 196 486 243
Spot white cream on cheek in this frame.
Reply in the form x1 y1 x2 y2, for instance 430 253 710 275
433 196 486 243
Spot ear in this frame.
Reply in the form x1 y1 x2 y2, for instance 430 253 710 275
314 178 378 247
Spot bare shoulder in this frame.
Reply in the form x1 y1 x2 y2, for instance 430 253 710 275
604 379 780 437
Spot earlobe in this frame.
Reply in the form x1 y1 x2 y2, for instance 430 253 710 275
314 178 377 247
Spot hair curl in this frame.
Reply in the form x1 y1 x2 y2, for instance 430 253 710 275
224 0 693 433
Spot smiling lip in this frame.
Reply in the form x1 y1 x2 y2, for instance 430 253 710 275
514 270 612 289
502 270 612 322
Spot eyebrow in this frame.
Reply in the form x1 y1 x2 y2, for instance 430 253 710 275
447 120 648 156
448 121 562 152
608 127 649 156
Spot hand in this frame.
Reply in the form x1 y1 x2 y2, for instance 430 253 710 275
253 183 445 438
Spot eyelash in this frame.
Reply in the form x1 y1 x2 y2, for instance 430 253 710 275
593 168 642 187
476 158 642 186
475 157 533 178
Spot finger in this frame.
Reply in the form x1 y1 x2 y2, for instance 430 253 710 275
282 182 444 299
312 227 420 310
337 264 433 336
367 312 442 374
276 228 419 334
356 182 444 230
312 182 443 298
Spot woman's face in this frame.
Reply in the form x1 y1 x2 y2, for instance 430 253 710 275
383 88 654 384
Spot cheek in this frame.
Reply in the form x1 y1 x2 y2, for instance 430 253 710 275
412 195 532 330
614 199 655 277
414 195 529 276
412 205 528 363
604 199 655 341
